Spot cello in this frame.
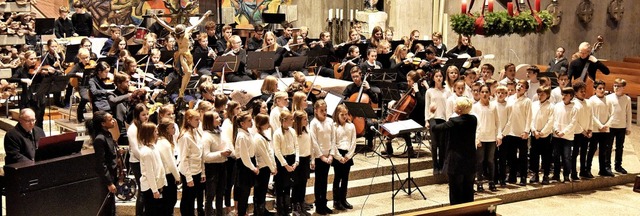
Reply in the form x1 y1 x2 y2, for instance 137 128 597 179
348 72 378 137
380 74 427 138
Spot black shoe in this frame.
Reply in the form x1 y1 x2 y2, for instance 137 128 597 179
499 180 507 186
519 177 526 186
322 206 334 214
476 184 485 192
551 175 560 182
488 182 497 191
615 166 628 174
333 202 346 211
342 200 353 209
599 170 615 177
507 176 517 184
315 207 327 215
563 175 570 183
541 176 550 185
571 174 580 181
581 172 594 179
530 174 539 183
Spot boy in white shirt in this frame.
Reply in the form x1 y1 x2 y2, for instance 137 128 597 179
529 86 554 184
499 63 518 86
587 80 613 177
606 78 632 174
501 80 532 186
570 81 593 180
526 66 541 100
550 72 569 104
493 86 509 186
479 63 495 84
552 87 578 183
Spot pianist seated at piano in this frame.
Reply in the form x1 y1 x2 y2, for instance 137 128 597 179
3 108 46 165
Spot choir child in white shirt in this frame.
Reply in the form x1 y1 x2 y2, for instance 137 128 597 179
444 66 460 94
479 63 495 84
310 100 336 214
252 114 277 216
471 82 482 103
526 66 541 100
472 84 501 192
202 112 232 216
552 87 578 183
178 109 205 215
425 70 451 174
499 63 518 86
501 80 532 186
332 104 357 211
587 80 614 177
529 86 554 185
493 86 509 186
463 69 477 99
138 122 168 216
445 80 467 120
571 81 593 180
607 78 632 174
221 101 241 215
127 104 150 215
550 72 569 104
292 110 313 215
233 112 259 216
270 91 290 132
156 118 181 214
273 110 299 214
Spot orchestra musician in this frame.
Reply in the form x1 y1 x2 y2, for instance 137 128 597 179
106 36 127 58
247 25 265 51
446 35 477 71
567 42 610 83
152 10 212 99
216 25 233 54
352 22 367 41
42 39 65 107
408 30 420 52
137 34 157 55
222 35 253 82
277 22 294 47
67 48 96 123
288 33 310 57
385 29 394 42
193 32 217 76
8 50 57 128
342 67 380 150
432 32 447 57
367 26 384 49
309 31 335 78
203 21 218 50
359 48 383 72
100 26 122 56
338 45 362 82
389 44 417 81
161 34 178 52
108 72 133 144
258 31 283 78
89 61 114 112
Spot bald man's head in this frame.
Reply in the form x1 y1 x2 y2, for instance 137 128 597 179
19 108 36 131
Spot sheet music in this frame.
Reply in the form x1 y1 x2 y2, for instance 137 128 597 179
324 92 342 117
381 120 423 135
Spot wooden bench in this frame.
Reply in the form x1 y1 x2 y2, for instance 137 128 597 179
398 198 502 216
602 60 640 70
623 57 640 64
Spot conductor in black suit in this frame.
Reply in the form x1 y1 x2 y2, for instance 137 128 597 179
430 97 477 205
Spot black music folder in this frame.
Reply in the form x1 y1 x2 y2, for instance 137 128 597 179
278 56 307 72
247 51 276 70
343 101 378 119
212 55 239 73
35 132 82 161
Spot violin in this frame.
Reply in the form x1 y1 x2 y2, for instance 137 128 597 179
303 80 325 96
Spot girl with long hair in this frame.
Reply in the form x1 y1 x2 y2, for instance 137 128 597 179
273 110 298 215
292 110 312 215
155 117 181 214
138 122 167 216
177 109 205 216
331 104 356 211
252 114 277 216
232 111 258 216
202 111 232 216
127 103 149 215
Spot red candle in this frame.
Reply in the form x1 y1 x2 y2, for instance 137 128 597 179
488 0 494 12
535 0 540 12
507 2 514 16
461 0 467 14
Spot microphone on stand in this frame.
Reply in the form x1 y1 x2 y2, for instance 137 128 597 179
370 126 383 135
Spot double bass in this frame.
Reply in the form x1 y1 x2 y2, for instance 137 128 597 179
348 72 378 136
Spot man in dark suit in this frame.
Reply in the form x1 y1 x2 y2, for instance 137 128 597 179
3 108 46 165
430 97 477 205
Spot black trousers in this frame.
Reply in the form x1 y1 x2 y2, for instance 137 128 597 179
571 133 589 175
314 157 331 208
448 173 475 205
204 163 226 216
28 99 45 129
553 138 573 177
292 156 311 204
610 128 627 167
589 132 612 171
332 150 353 203
142 189 165 216
530 136 552 176
430 118 447 171
503 135 528 179
275 155 295 215
224 158 237 207
236 157 257 216
180 173 204 216
164 174 178 215
130 162 144 216
254 166 272 216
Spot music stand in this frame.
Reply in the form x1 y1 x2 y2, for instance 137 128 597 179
128 44 143 57
443 58 467 71
390 40 405 53
262 13 286 32
377 53 392 68
305 48 332 73
35 18 55 35
64 44 80 63
247 51 276 71
278 56 307 72
370 68 398 82
35 132 81 161
212 55 238 89
36 76 71 135
370 81 401 102
381 119 427 200
342 101 378 119
160 50 176 63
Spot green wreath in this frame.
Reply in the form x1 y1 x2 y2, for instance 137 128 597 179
451 10 553 37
